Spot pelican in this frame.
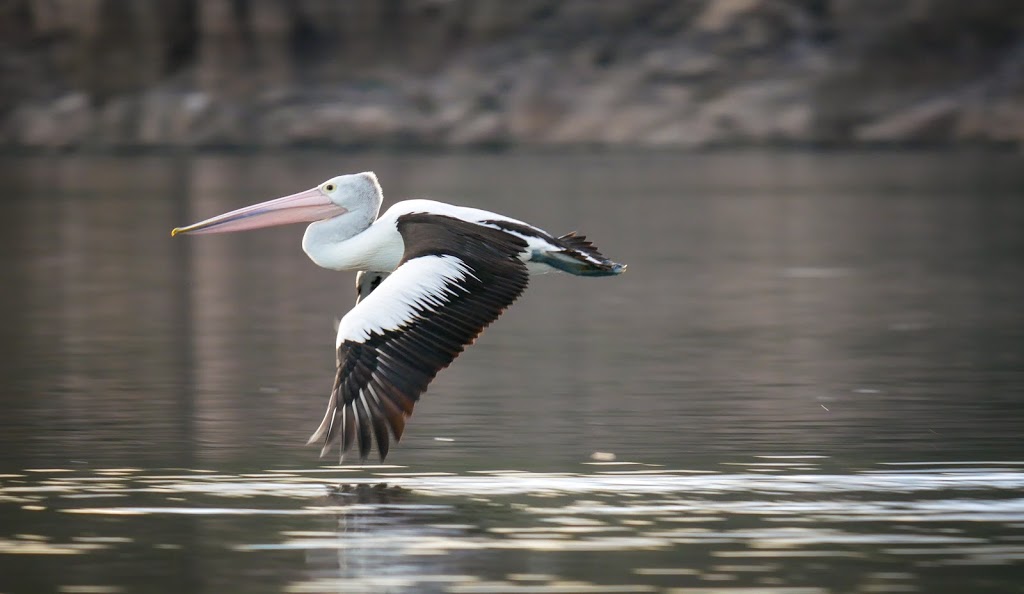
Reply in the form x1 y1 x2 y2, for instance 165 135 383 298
172 172 625 462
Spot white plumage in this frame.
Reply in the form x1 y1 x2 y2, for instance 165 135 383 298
336 255 471 344
172 171 625 462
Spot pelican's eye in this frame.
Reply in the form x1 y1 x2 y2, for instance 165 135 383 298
324 183 336 192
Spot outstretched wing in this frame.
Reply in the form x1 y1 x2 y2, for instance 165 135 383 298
308 214 530 461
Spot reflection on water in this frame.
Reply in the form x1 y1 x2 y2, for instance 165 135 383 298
0 151 1023 592
2 461 1023 593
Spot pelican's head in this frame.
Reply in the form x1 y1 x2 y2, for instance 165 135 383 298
171 172 382 237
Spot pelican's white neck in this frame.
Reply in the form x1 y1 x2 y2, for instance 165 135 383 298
302 199 382 270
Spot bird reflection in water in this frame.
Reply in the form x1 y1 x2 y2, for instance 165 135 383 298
296 484 476 593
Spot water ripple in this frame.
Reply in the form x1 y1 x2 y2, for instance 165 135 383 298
2 463 1023 593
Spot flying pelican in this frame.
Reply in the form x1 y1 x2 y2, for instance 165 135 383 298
172 172 625 462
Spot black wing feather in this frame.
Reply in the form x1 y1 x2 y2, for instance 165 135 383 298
311 214 529 461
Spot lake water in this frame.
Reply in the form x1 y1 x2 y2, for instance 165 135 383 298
0 151 1022 593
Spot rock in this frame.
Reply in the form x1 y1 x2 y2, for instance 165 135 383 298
1 0 1023 149
189 103 247 147
642 113 719 149
600 105 675 144
643 48 722 81
692 0 763 34
137 92 175 145
447 113 507 147
546 68 652 143
504 58 571 143
854 97 961 143
957 97 1024 144
691 81 813 145
94 96 138 147
689 0 809 54
465 1 554 38
11 93 93 148
263 102 411 147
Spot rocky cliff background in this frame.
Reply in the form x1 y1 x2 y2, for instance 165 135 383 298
2 0 1023 150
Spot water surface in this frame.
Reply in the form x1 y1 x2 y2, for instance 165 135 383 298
0 151 1022 593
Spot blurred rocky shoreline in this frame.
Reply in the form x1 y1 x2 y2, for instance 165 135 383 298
2 0 1023 151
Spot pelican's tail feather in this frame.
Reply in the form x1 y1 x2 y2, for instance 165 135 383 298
534 232 627 277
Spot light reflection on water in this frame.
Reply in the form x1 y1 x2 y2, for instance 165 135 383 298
2 462 1024 593
1 152 1023 592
